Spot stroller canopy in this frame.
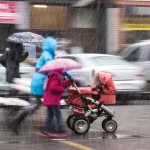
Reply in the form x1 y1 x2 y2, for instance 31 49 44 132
97 71 116 95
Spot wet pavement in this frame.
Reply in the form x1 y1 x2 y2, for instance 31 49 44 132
0 104 150 150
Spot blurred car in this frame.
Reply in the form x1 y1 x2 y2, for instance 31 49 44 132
57 53 146 99
55 50 68 56
121 40 150 90
0 53 146 102
0 61 35 96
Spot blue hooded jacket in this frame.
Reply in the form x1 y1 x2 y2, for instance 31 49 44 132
30 37 57 96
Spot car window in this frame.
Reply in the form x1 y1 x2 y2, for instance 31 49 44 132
59 55 130 66
88 56 130 66
139 45 150 61
122 45 138 56
57 56 77 62
124 47 140 62
148 53 150 61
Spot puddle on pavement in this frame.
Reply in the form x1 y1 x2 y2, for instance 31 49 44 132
8 141 21 144
88 133 150 140
0 140 21 144
0 133 150 144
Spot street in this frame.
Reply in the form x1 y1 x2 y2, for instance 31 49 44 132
0 102 150 150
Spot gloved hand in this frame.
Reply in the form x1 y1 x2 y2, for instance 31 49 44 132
64 71 72 79
25 52 29 57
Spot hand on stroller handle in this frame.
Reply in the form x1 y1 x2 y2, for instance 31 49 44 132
64 71 72 79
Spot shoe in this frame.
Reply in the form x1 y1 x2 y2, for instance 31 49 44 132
11 127 19 135
45 130 72 137
36 130 49 137
60 130 72 137
45 132 59 137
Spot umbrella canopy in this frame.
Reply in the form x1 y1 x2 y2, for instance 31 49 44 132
38 58 82 74
6 32 44 44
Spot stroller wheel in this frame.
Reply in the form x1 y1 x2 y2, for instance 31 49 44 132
73 117 90 135
66 114 78 130
102 119 117 133
102 118 108 130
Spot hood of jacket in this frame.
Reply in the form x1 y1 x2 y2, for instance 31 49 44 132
42 37 57 58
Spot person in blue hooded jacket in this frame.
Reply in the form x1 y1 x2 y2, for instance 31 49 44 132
10 37 58 134
30 36 57 96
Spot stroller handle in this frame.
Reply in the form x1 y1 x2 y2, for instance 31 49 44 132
65 72 79 92
71 81 81 94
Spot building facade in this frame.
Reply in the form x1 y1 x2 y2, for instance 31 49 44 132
0 0 132 55
0 0 111 54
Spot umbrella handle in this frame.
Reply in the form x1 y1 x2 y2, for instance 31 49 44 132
64 71 72 79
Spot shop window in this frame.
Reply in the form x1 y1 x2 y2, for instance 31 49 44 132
30 6 68 29
70 8 96 28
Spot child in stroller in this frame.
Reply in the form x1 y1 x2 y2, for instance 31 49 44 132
65 69 117 135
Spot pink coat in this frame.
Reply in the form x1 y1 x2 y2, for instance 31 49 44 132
43 74 71 106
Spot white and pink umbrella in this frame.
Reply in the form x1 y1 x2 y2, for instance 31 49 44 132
38 58 82 74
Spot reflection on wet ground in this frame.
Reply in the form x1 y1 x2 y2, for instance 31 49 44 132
2 132 150 145
67 129 150 141
88 132 150 140
1 128 150 145
0 126 150 150
0 105 150 150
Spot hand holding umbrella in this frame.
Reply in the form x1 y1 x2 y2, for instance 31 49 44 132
64 71 72 79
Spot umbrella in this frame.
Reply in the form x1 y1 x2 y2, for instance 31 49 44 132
6 32 44 44
38 58 82 74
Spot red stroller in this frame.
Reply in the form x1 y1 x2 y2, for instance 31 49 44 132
65 71 117 135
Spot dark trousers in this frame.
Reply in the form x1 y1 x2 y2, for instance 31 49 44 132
11 96 42 130
43 106 63 132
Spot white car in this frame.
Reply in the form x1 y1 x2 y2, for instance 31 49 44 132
121 40 150 90
0 53 146 102
58 53 146 98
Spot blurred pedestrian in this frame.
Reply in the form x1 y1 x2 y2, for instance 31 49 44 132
0 47 9 67
0 42 28 83
38 71 72 137
10 37 58 134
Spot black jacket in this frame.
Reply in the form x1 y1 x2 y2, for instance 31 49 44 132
0 43 28 83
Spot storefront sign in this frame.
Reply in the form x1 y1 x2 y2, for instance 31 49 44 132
122 17 150 30
0 1 19 24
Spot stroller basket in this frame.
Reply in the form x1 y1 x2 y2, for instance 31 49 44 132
66 71 116 108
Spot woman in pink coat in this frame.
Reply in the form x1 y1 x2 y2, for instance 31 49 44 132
39 71 72 137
